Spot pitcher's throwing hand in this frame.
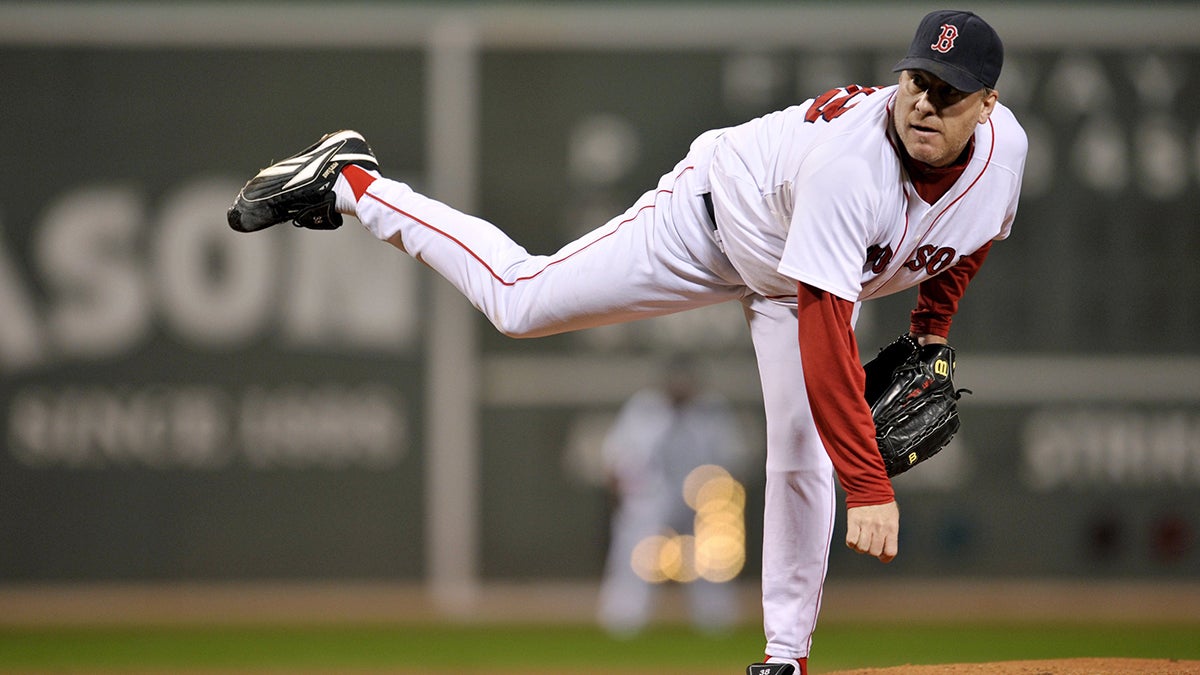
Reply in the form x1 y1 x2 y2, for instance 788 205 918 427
846 501 900 563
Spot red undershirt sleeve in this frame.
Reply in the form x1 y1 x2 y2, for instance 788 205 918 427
797 282 894 507
909 242 992 338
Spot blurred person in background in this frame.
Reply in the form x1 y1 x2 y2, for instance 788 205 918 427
597 353 751 637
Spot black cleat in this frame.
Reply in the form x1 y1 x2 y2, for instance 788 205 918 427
228 130 378 232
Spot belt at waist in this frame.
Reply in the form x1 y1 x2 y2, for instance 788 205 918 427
701 192 717 230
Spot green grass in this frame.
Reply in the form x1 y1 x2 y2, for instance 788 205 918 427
0 623 759 671
0 621 1196 672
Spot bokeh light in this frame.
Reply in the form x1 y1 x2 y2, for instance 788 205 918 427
630 464 746 584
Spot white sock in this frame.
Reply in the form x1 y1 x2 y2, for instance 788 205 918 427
332 168 381 216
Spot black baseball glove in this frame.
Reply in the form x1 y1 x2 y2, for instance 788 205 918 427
863 334 970 477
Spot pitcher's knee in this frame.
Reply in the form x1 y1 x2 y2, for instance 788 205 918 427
765 434 834 474
490 314 557 339
496 323 538 339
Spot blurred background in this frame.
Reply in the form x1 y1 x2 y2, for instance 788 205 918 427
0 0 1197 636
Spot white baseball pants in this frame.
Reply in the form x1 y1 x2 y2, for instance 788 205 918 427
353 155 837 660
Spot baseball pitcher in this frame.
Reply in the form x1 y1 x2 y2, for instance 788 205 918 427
227 10 1024 674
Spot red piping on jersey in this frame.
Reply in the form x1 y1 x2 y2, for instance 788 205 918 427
873 94 915 294
364 165 696 286
870 188 913 293
927 116 995 228
876 96 995 295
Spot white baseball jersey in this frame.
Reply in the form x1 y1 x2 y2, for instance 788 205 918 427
705 84 1025 303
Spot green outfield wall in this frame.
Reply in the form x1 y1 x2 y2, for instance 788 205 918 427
0 3 1197 587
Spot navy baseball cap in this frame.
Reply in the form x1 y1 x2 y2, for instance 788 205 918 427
892 10 1003 92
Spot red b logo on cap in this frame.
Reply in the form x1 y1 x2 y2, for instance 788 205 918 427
931 23 958 53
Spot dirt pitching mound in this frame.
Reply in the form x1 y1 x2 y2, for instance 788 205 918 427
827 658 1200 675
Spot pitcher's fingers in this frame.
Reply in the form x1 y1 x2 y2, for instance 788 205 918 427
847 528 873 555
845 522 863 552
879 534 898 563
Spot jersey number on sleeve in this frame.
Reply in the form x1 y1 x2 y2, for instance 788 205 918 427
804 85 881 124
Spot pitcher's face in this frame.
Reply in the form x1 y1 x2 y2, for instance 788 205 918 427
893 70 998 167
